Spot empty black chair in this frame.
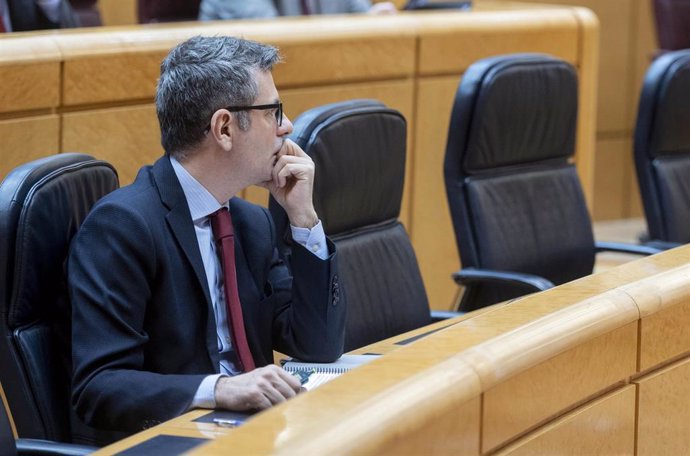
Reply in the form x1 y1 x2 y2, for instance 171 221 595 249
444 54 657 311
269 100 456 351
634 49 690 248
0 154 119 445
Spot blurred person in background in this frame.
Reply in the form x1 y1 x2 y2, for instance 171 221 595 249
199 0 397 21
0 0 79 32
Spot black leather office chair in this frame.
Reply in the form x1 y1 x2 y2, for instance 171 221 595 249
0 154 118 445
1 382 93 456
634 49 690 248
269 100 456 351
443 54 658 311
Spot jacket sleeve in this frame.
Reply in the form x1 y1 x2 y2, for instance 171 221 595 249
263 209 346 363
69 202 206 433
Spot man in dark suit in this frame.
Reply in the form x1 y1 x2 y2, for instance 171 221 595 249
68 35 345 438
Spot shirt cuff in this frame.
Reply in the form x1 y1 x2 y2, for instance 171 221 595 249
291 220 328 260
189 374 226 410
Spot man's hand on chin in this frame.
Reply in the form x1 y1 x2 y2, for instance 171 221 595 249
260 139 318 228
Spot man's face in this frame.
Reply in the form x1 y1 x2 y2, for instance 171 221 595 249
232 70 293 185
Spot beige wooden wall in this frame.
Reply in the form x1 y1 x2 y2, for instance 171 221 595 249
495 0 658 221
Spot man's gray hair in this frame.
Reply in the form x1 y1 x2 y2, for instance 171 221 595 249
156 35 281 159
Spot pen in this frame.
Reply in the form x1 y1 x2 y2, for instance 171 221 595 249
213 418 241 428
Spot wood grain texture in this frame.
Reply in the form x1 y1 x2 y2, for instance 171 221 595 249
412 75 462 309
417 9 580 75
61 105 162 184
480 322 637 452
498 385 636 456
621 264 690 371
0 62 60 113
0 116 60 180
636 357 690 456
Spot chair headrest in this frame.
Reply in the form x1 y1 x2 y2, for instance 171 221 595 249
0 153 119 327
289 99 407 235
447 53 578 174
636 49 690 159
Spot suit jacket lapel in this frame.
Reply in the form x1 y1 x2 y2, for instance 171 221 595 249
151 156 220 370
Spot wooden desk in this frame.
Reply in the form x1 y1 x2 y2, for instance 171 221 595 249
95 245 690 455
0 1 598 308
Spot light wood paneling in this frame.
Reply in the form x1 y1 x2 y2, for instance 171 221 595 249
593 137 630 220
61 105 162 184
274 36 415 88
636 356 690 456
417 9 579 75
63 52 167 106
413 75 461 309
97 0 137 26
0 63 60 113
622 266 690 371
498 385 636 456
0 116 60 179
481 322 637 452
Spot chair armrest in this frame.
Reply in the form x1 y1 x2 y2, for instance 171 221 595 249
16 438 97 456
430 310 464 322
595 241 662 256
643 240 682 251
452 268 554 292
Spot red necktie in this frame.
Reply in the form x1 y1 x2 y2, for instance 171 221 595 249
210 208 256 372
300 0 311 15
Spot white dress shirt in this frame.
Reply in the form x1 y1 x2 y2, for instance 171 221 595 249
169 157 328 408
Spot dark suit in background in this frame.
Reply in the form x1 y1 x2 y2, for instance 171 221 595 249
69 156 345 435
6 0 79 31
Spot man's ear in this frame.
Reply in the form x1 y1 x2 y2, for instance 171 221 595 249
209 109 234 150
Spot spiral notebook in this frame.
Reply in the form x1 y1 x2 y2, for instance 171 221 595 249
282 354 380 390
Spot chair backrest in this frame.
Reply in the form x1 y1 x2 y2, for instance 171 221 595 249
634 49 690 244
444 54 594 310
0 153 119 442
653 0 690 53
269 99 431 351
138 0 201 23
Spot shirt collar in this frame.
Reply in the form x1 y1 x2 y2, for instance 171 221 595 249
169 156 225 222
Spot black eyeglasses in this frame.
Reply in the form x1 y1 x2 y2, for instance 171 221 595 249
205 102 283 134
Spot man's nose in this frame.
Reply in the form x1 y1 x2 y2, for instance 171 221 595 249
279 114 293 136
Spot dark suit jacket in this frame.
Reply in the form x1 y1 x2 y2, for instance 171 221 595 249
7 0 79 31
68 156 345 435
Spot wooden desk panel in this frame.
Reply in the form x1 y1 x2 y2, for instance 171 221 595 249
498 385 636 456
482 322 637 452
621 265 690 371
635 356 690 456
0 116 60 179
